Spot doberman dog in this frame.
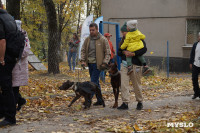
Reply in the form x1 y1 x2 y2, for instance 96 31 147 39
59 80 105 109
108 62 121 108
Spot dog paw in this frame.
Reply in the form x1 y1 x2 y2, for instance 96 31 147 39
112 103 118 108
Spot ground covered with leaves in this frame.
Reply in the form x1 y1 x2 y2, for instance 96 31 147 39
1 63 200 133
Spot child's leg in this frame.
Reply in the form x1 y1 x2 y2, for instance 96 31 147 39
137 56 146 66
126 57 133 75
137 56 152 75
126 57 132 67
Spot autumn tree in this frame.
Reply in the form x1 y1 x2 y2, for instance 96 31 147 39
21 0 48 60
85 0 101 19
43 0 60 74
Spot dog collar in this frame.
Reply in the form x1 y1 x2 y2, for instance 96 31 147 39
110 71 120 77
71 82 78 91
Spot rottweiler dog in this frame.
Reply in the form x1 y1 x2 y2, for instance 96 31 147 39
59 80 105 109
108 62 121 108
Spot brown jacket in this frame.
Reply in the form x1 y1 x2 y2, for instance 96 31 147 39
81 33 111 69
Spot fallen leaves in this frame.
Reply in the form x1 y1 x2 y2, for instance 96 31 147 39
12 63 200 132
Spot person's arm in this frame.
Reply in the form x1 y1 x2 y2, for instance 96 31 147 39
80 38 88 64
120 34 129 50
73 40 80 48
0 39 6 66
103 38 111 64
21 37 31 58
0 21 6 66
138 30 146 40
110 42 115 54
189 42 197 69
118 36 125 57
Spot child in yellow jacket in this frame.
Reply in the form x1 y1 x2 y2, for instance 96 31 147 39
120 20 150 75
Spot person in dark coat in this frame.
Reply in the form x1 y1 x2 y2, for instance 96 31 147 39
189 32 200 99
0 1 18 127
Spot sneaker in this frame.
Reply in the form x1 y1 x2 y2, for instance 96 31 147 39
93 101 103 106
117 102 128 110
17 98 26 111
0 119 16 127
142 66 151 75
136 102 143 110
127 65 133 75
192 95 199 99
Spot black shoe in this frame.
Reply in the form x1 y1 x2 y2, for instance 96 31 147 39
136 102 143 110
117 103 128 110
17 98 26 111
192 95 199 99
93 101 103 106
142 66 151 75
0 119 16 127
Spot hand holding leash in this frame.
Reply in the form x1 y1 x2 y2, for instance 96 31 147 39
81 62 86 69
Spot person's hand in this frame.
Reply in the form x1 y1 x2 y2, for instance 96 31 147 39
100 63 108 70
81 62 86 69
123 51 135 57
190 64 193 70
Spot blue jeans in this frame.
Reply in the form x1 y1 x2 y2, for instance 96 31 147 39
88 63 102 103
68 51 77 70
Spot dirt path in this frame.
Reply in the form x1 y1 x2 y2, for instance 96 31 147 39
1 93 200 133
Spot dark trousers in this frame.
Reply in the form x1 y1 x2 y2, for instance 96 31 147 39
192 65 200 96
13 86 24 105
88 63 102 103
0 63 16 123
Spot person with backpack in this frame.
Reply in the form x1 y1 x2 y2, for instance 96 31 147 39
0 1 25 127
12 20 30 111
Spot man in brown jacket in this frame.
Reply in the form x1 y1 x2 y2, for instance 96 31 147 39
81 23 110 105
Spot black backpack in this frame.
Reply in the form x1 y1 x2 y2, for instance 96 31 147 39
0 9 25 61
6 29 25 60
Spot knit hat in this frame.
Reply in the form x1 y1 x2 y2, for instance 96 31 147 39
127 20 138 29
120 22 128 32
104 33 112 37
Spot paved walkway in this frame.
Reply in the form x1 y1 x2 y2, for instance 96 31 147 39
1 93 199 133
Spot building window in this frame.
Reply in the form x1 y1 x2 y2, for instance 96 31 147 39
187 19 200 44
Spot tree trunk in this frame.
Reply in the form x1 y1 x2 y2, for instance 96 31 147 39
86 0 89 16
43 0 60 74
6 0 20 20
77 2 81 34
